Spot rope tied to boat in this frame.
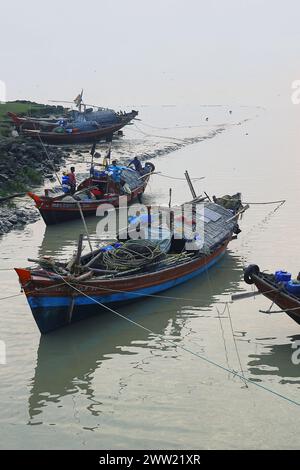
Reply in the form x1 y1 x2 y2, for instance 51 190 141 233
50 269 300 408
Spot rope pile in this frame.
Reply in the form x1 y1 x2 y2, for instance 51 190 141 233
102 240 166 271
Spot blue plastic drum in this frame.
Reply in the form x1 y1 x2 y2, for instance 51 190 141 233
274 270 291 283
285 280 300 296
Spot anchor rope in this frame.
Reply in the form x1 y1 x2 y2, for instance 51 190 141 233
50 270 300 409
36 132 93 251
133 123 186 142
156 173 205 181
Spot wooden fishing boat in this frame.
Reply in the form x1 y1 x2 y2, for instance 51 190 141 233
28 252 242 420
28 162 156 225
15 194 246 333
244 265 300 325
16 111 138 144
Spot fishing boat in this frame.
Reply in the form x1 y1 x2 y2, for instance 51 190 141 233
28 161 156 225
28 252 242 420
8 90 139 143
19 111 138 144
244 265 300 325
15 194 247 333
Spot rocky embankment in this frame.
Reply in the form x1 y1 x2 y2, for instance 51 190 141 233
0 206 40 235
0 138 69 235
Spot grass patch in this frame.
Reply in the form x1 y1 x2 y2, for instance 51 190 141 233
0 100 65 136
0 167 44 197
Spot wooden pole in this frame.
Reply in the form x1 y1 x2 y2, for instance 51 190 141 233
184 170 197 199
74 233 84 273
204 191 211 202
231 291 261 301
168 188 172 208
76 202 93 252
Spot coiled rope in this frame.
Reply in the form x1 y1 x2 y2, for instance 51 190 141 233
102 239 166 271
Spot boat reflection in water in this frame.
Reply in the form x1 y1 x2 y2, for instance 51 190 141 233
38 218 106 259
27 252 242 424
248 335 300 385
37 208 136 259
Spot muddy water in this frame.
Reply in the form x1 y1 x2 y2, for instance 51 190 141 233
1 104 300 449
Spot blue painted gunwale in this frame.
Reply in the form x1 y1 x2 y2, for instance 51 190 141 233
28 248 226 310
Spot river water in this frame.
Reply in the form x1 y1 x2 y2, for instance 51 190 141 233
0 103 300 449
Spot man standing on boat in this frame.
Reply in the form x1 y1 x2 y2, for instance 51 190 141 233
128 156 143 174
68 167 76 194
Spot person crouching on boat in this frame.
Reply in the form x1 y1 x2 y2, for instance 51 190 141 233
128 156 143 174
68 167 76 194
61 172 71 193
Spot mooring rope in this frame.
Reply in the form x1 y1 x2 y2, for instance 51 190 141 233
243 199 286 205
133 123 186 142
226 302 248 387
36 133 93 251
139 121 210 131
215 303 231 373
238 200 286 269
156 173 205 181
0 293 24 301
51 271 300 408
63 281 231 305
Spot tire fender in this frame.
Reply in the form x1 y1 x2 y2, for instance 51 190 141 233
244 264 260 285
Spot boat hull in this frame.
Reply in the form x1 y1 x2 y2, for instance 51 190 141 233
18 242 229 334
22 114 136 145
37 187 146 225
39 202 111 225
244 265 300 326
251 274 300 326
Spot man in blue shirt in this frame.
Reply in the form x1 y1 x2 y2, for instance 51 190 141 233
128 156 143 174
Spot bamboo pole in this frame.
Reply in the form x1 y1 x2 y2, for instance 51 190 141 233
184 170 197 199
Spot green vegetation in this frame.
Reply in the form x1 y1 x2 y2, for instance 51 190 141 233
0 100 65 136
0 101 44 120
0 167 43 197
0 101 66 197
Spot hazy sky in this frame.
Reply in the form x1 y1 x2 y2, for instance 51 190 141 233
1 0 300 106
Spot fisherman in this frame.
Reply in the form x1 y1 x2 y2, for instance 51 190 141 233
68 166 76 194
128 156 143 174
108 160 122 183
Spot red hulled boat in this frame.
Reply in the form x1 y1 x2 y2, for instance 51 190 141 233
244 265 300 326
20 111 137 144
28 162 155 225
15 194 246 333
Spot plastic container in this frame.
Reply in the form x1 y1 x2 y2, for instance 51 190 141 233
113 243 122 249
100 245 114 253
274 270 291 283
285 280 300 296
